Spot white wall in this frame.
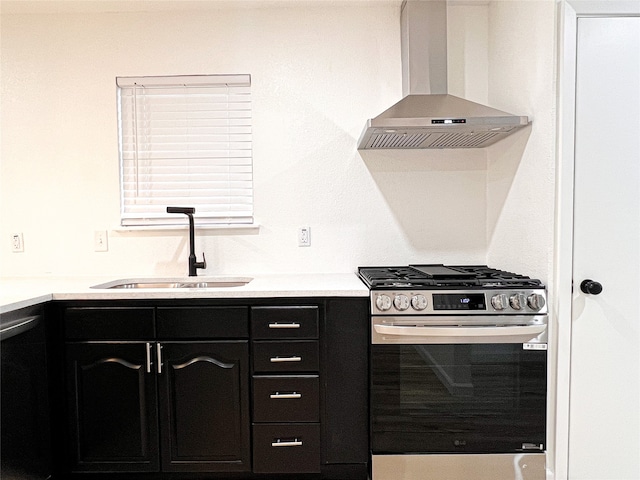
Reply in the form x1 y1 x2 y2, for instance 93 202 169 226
485 0 557 285
0 0 556 282
1 0 492 277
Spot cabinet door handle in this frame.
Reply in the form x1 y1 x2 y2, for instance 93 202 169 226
156 343 163 374
145 343 153 373
268 322 300 329
270 356 302 363
270 392 302 399
271 439 303 447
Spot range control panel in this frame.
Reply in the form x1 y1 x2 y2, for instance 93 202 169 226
371 289 547 315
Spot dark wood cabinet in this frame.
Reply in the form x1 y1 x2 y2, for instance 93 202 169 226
63 307 250 474
322 298 369 467
56 297 369 480
64 307 155 340
252 340 319 373
252 375 320 423
251 306 319 339
252 423 321 474
156 307 249 339
158 341 250 472
65 342 160 472
251 306 322 474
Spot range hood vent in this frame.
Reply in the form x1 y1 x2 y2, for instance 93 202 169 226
368 130 503 149
358 1 530 150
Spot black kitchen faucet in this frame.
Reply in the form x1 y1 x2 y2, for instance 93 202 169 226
166 207 207 276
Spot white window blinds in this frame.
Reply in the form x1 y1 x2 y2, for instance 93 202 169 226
117 74 253 227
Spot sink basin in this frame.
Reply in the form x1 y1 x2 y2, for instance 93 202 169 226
92 277 253 289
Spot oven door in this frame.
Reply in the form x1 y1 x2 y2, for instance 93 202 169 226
370 316 547 455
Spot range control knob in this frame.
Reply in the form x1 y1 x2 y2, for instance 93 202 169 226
527 293 546 311
376 294 392 312
411 294 428 311
509 293 527 310
394 294 410 311
491 294 509 311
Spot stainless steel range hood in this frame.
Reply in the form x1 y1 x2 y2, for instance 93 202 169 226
358 0 530 150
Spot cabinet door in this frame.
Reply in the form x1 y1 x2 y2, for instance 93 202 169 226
65 343 159 473
323 298 369 465
158 341 250 472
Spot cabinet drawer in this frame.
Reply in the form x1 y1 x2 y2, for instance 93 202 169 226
252 341 319 373
252 423 320 474
157 307 248 339
65 307 154 340
252 376 319 423
251 307 318 339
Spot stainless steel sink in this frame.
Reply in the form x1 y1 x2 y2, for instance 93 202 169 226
92 277 253 289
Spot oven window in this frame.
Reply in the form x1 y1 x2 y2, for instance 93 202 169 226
370 344 546 454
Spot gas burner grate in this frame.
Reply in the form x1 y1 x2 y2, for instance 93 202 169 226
358 264 543 289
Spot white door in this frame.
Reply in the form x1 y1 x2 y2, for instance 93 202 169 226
569 16 640 480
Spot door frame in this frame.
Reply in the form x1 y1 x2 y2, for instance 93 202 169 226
554 2 640 479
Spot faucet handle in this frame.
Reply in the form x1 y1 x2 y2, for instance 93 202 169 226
195 252 207 270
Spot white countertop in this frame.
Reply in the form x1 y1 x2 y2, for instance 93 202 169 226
0 274 369 314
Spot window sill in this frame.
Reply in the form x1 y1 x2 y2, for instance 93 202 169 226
114 223 260 233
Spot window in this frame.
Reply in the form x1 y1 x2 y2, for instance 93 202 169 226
116 74 252 227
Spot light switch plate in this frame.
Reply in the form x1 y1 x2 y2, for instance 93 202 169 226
94 230 108 252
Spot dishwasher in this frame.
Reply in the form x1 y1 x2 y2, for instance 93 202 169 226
1 306 52 479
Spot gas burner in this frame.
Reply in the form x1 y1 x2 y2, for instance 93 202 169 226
357 264 543 290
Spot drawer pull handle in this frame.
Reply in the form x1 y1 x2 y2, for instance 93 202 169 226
270 392 302 399
270 356 302 363
271 439 303 447
268 322 301 329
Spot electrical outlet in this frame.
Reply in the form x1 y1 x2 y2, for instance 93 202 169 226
11 233 24 253
298 227 311 247
94 230 108 252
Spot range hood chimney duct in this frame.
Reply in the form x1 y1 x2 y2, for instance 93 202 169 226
358 0 530 150
402 0 447 96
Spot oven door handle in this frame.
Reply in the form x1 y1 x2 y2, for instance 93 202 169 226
373 324 546 338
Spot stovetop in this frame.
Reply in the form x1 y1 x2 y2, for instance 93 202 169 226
359 265 546 316
358 264 543 289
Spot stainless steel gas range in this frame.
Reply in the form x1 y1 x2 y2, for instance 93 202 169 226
358 264 548 480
